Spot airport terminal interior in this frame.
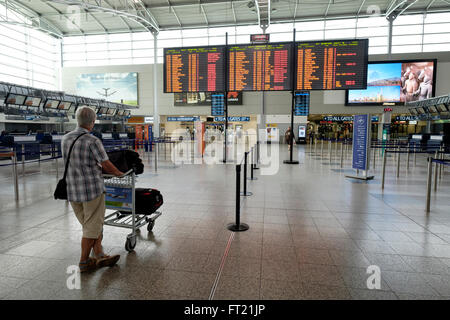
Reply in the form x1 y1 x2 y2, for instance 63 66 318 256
1 0 450 302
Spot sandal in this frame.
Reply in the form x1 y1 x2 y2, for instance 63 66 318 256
79 257 97 273
96 254 120 268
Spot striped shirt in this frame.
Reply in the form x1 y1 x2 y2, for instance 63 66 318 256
62 127 109 202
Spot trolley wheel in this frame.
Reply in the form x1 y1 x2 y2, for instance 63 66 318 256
125 234 136 252
147 220 155 232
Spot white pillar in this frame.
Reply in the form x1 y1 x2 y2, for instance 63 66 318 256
153 32 159 138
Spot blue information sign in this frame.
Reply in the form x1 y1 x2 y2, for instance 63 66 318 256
352 114 370 171
167 116 200 122
294 91 310 116
211 93 225 116
214 116 250 122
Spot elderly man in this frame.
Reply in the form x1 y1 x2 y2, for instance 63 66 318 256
62 107 124 273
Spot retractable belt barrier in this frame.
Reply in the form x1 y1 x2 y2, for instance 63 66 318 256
227 145 260 233
426 157 450 213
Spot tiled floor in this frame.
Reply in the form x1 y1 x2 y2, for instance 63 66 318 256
0 143 449 300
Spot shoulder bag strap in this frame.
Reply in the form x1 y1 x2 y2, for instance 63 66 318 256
62 132 87 180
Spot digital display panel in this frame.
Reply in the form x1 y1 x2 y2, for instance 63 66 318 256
429 106 438 113
298 125 307 138
6 94 26 106
211 93 225 116
296 39 368 90
346 59 436 106
228 42 293 91
174 91 242 106
164 46 226 93
58 101 72 110
24 96 42 107
437 104 448 112
98 107 108 114
106 108 116 115
44 99 60 109
294 91 310 116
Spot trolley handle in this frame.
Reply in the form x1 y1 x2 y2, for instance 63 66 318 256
103 169 134 179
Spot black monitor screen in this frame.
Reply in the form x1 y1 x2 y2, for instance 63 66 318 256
44 99 60 109
429 105 438 113
6 94 26 106
24 96 42 107
58 101 72 110
164 45 226 92
98 107 108 114
297 39 369 90
437 104 449 112
417 107 426 114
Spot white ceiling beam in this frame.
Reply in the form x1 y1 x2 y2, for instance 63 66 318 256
166 0 182 28
3 0 63 37
324 0 333 17
44 0 159 33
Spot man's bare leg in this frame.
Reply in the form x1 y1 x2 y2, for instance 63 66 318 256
81 238 96 262
92 234 104 257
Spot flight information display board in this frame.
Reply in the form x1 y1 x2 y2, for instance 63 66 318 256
228 43 293 91
164 46 226 93
294 91 310 116
211 93 225 116
296 39 368 90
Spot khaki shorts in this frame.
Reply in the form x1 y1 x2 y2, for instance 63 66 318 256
70 194 105 239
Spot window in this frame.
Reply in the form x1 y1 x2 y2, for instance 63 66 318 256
0 3 59 89
61 14 450 67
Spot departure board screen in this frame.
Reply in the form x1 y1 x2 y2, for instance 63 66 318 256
228 43 293 91
296 39 368 90
294 91 310 116
164 46 226 93
211 93 225 116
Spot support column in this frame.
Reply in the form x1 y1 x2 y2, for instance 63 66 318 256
152 32 160 139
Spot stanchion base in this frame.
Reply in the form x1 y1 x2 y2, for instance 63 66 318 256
253 167 260 170
345 175 375 181
240 191 253 196
227 223 249 232
283 160 299 164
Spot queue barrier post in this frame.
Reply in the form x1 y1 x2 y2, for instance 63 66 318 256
396 146 401 178
227 164 249 232
434 151 439 191
241 151 252 196
426 157 433 213
155 141 158 173
321 139 324 158
382 149 387 190
248 147 257 181
21 144 25 176
12 151 19 201
340 141 344 168
406 143 410 171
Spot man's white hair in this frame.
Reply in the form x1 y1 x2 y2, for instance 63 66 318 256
76 106 96 127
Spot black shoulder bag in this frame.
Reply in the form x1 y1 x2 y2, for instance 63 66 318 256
54 133 87 200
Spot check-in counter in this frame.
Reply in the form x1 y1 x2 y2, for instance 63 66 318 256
12 135 40 161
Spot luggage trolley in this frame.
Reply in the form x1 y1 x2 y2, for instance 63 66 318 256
103 169 162 252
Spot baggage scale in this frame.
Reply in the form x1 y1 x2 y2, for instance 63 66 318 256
103 169 162 252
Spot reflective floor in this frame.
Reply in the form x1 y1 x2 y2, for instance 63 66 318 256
0 143 450 300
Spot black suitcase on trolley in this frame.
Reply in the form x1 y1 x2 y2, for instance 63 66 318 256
120 188 163 215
